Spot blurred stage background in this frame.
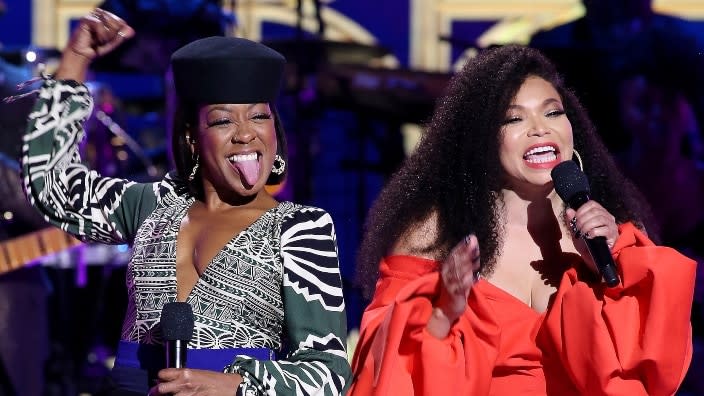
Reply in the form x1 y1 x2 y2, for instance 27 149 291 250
1 0 704 394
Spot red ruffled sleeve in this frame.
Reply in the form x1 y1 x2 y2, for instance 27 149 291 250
349 255 499 395
539 222 696 395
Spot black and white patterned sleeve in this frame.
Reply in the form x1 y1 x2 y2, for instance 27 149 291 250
228 206 352 395
21 79 157 244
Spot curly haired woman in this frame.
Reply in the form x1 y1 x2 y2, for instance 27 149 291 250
349 45 696 395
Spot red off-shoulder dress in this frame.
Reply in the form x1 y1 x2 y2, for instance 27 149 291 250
349 223 696 395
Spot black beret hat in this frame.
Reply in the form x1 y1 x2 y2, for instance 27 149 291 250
171 36 286 105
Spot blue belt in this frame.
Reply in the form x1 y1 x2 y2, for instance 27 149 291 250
111 341 274 393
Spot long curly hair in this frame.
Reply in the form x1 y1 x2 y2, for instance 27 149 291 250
356 45 657 298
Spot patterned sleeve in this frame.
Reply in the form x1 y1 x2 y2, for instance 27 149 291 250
229 207 352 395
21 79 157 244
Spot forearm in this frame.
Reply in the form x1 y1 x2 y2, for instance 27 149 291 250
542 223 697 395
22 79 144 243
269 207 351 393
229 350 351 395
53 50 92 83
352 263 493 395
22 79 92 223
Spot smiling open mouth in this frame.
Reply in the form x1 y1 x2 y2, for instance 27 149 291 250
523 145 559 164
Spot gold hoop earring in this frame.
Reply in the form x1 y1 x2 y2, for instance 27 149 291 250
572 149 584 172
188 154 199 181
271 154 286 175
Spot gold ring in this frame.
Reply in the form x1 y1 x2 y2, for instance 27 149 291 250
89 11 104 22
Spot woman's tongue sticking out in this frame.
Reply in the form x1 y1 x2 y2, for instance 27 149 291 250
233 156 260 187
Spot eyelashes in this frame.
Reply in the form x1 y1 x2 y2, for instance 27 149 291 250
252 113 272 120
546 109 565 117
206 119 231 128
503 116 521 125
206 113 272 128
502 109 565 125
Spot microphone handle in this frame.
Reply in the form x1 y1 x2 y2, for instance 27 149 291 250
166 340 188 368
568 192 620 287
584 235 620 287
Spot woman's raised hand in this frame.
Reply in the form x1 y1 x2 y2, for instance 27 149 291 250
55 8 134 82
69 8 134 61
427 234 480 338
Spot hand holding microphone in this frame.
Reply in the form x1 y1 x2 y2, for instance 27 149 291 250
151 303 243 395
160 302 194 369
551 161 620 287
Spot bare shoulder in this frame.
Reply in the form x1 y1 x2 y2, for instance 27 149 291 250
389 210 442 260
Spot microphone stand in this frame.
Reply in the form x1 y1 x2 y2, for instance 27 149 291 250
93 109 159 178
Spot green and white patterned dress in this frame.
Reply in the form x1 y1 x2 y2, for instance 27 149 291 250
21 78 352 395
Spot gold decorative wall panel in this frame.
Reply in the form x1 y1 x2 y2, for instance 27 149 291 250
33 0 704 73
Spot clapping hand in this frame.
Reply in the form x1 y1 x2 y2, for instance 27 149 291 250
427 234 480 338
436 234 481 322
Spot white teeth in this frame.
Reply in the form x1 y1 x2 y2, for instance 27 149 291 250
524 145 557 163
524 145 556 156
525 153 557 163
228 153 257 162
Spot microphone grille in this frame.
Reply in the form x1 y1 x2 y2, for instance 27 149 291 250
160 302 195 341
551 160 590 203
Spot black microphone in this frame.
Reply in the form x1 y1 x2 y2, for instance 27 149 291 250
551 161 620 287
160 302 194 368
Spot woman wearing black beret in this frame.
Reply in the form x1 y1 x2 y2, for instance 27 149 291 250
21 8 351 396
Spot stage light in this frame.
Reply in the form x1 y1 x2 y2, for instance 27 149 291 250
24 50 36 63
